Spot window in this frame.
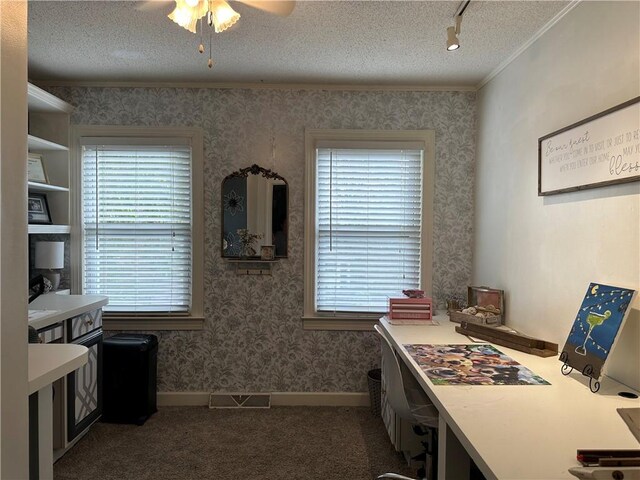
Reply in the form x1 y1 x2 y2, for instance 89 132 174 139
73 127 203 330
303 130 434 330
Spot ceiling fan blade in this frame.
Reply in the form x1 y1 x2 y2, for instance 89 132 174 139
136 0 172 12
237 0 295 16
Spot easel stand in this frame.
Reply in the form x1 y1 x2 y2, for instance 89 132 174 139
559 351 601 393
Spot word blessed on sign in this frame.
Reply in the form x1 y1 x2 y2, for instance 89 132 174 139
538 97 639 195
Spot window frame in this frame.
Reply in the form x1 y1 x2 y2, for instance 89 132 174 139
71 126 204 331
303 129 435 331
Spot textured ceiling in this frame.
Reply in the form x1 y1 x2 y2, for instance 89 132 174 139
28 0 570 87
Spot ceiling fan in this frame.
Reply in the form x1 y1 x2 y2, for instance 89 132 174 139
139 0 295 68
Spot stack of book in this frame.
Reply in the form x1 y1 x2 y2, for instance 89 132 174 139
388 297 433 324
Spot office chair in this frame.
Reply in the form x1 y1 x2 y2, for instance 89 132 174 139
374 324 439 480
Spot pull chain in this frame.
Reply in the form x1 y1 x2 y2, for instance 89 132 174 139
198 17 204 53
208 28 213 68
207 8 214 68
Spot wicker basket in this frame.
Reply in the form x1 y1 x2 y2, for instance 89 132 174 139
367 368 382 417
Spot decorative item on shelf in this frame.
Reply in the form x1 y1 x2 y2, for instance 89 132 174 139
559 282 636 393
446 297 465 314
449 286 504 326
237 228 262 258
28 274 53 303
28 193 52 224
27 152 48 184
402 289 424 298
34 241 64 291
260 245 275 261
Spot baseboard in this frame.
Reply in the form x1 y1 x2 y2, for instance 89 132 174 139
158 392 211 406
271 392 369 407
157 391 370 407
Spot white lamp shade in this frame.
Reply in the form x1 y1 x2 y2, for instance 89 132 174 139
35 241 65 270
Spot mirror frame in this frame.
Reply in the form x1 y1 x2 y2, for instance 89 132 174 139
221 164 289 258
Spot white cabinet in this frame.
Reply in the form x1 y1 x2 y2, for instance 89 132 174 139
27 83 73 234
29 294 108 460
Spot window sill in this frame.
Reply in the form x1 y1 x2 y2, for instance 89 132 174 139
103 316 204 331
301 316 380 331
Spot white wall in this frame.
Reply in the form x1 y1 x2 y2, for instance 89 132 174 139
0 0 29 477
474 1 639 389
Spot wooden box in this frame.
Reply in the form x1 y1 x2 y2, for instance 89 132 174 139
388 297 433 322
449 286 505 325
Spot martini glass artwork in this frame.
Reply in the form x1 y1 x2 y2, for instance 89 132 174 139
575 310 611 355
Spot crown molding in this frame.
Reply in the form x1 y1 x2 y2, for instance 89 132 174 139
33 79 477 93
477 0 581 90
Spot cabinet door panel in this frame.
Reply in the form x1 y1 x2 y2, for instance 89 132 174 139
67 329 102 441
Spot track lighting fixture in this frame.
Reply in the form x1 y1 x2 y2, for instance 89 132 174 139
446 0 470 52
446 21 460 51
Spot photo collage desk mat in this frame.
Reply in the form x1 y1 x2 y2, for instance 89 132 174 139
404 344 550 386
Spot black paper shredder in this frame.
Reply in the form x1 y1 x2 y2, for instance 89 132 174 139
102 333 158 425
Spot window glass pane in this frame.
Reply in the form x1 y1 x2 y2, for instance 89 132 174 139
316 148 423 313
82 145 192 313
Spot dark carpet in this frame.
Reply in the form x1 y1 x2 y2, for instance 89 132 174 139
54 406 415 480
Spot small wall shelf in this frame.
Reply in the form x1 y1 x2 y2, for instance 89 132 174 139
28 135 69 152
225 258 277 275
28 224 71 235
28 181 70 193
28 83 74 114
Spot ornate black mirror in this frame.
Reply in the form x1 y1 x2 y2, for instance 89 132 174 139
221 164 288 258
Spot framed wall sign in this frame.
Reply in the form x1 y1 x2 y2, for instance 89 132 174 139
538 97 640 195
27 153 49 184
28 193 52 224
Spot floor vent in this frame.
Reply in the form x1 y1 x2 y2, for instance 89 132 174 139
209 393 271 409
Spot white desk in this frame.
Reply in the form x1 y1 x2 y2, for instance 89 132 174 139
379 316 640 480
29 344 88 480
29 293 108 330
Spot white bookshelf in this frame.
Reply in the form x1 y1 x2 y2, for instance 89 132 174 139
27 83 73 234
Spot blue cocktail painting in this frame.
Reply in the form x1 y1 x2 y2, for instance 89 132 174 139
561 283 636 380
574 309 611 355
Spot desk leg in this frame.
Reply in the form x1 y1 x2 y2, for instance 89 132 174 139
437 416 470 480
38 385 54 480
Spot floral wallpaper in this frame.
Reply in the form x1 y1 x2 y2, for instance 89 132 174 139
48 86 476 393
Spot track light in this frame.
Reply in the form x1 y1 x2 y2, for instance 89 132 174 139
446 1 469 52
446 25 459 51
447 14 462 51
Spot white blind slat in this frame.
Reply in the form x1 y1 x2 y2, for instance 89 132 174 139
82 144 193 313
316 147 423 313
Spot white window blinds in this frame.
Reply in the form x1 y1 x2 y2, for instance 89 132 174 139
81 142 192 313
316 147 423 313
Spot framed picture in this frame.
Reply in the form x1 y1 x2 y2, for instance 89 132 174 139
538 97 639 195
260 245 275 260
27 153 48 184
28 193 52 224
560 283 636 381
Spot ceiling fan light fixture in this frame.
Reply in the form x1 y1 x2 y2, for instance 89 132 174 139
168 0 208 33
446 26 460 51
210 0 241 33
